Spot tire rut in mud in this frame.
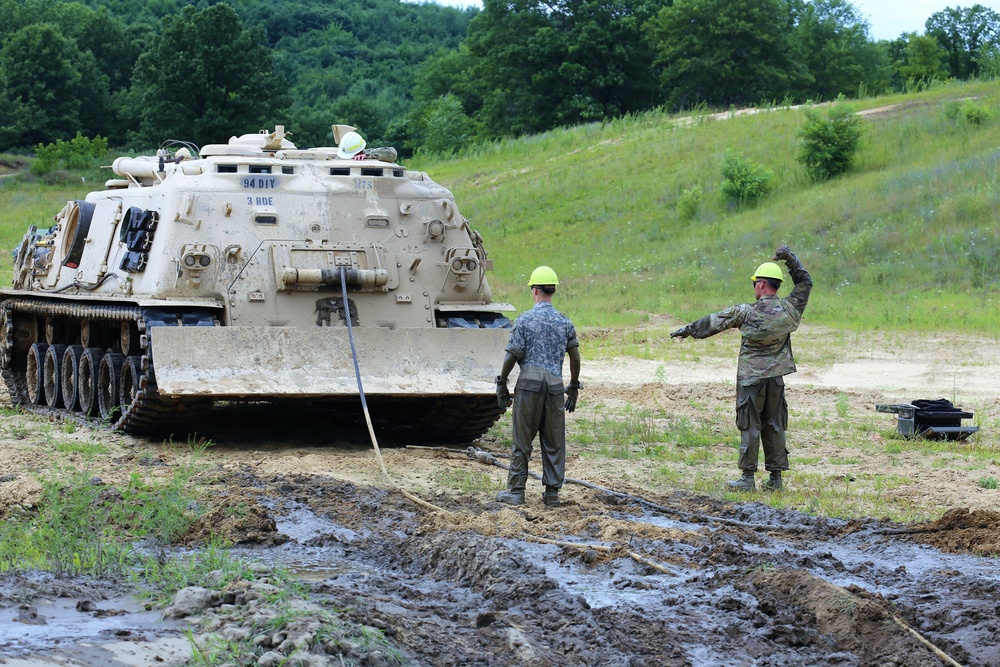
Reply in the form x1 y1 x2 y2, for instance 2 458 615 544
237 472 998 667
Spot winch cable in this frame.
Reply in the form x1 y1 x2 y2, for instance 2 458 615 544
447 445 813 534
339 267 455 517
410 444 971 661
339 268 679 576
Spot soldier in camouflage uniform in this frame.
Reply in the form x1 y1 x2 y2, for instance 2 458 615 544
495 266 582 507
670 245 812 491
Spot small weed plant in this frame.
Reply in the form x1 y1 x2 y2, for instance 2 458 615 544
575 406 668 458
835 393 849 419
0 441 208 583
434 468 503 493
943 99 993 127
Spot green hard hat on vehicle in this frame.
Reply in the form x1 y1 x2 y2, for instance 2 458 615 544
752 261 784 282
527 265 559 286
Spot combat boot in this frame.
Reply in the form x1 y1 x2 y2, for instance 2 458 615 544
542 486 561 507
761 471 782 491
727 470 755 492
496 491 525 506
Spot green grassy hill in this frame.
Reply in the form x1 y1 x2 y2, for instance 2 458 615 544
416 79 1000 333
2 79 998 337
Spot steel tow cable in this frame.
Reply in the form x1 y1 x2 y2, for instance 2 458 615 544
339 267 455 516
338 269 681 576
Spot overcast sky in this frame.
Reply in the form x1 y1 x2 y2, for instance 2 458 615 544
413 0 1000 42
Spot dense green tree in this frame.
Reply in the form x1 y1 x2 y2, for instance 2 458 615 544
792 0 890 99
263 0 473 147
416 94 476 155
925 4 1000 79
978 44 1000 77
3 0 964 154
397 46 482 155
411 47 481 114
0 23 110 148
0 0 152 147
126 3 289 146
56 3 145 92
645 0 810 109
463 0 665 138
897 33 950 82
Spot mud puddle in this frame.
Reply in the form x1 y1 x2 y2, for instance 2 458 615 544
3 470 998 666
0 592 190 666
204 474 999 666
230 498 371 582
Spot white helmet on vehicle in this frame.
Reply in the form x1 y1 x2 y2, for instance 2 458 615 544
337 131 366 159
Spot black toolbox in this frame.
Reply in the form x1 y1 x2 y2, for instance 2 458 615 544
875 399 979 440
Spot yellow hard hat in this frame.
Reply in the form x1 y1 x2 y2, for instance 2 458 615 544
527 265 559 286
337 131 366 159
752 262 784 282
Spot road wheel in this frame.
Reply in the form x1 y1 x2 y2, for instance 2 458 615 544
120 356 143 411
98 352 125 420
26 343 48 405
79 348 105 418
43 344 67 408
61 345 85 411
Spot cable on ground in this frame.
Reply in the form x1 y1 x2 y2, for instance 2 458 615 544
340 267 456 518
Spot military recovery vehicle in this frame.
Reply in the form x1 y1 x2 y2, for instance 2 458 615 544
1 125 514 441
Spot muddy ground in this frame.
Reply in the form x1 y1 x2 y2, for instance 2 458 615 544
1 327 999 666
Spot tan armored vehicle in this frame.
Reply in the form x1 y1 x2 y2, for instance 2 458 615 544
1 125 514 441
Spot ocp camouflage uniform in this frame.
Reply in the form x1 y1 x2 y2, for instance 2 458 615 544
505 302 579 494
364 146 398 162
675 253 812 475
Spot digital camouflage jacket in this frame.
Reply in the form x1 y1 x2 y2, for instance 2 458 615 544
680 254 812 386
506 301 579 378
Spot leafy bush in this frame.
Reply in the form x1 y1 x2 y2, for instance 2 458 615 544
963 102 992 126
676 184 703 222
31 133 109 176
797 98 863 181
943 99 993 127
720 151 775 207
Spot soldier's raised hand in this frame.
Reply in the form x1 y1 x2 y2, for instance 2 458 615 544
774 244 793 262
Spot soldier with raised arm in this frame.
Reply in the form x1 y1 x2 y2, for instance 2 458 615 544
671 245 812 491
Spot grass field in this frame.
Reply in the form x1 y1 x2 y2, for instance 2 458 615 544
412 78 1000 332
2 79 999 332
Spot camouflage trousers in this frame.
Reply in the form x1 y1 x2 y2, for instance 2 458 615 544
735 376 789 472
506 370 566 493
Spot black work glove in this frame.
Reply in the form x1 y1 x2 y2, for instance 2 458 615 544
670 326 691 339
565 381 582 413
496 376 512 410
774 244 794 262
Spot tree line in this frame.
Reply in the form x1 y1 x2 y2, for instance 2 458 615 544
0 0 997 157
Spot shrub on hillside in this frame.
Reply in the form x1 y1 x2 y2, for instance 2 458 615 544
720 152 775 207
963 101 992 126
797 98 863 181
942 99 993 128
676 184 703 222
31 133 109 176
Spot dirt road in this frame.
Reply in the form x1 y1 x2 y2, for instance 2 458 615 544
1 329 998 666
